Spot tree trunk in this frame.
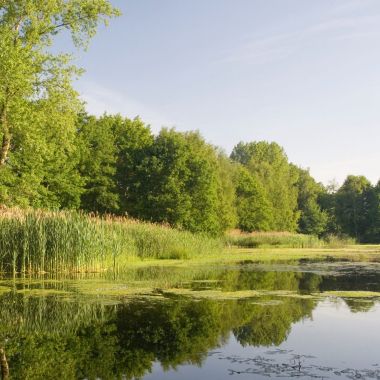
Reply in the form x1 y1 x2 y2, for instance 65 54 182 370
0 348 9 380
0 104 11 166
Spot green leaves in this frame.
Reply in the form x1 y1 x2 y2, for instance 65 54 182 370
231 141 299 232
235 166 272 232
128 128 228 236
0 0 119 206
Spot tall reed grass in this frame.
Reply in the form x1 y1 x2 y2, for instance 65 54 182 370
0 208 222 273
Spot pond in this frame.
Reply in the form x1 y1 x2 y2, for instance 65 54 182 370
0 261 380 379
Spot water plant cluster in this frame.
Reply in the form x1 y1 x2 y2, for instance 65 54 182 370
0 208 222 273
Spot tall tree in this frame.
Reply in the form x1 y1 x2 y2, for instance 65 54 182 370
231 141 299 231
293 166 327 236
234 165 273 232
0 92 84 208
335 175 373 240
130 129 230 235
0 1 119 206
215 151 238 232
78 114 120 213
78 114 153 214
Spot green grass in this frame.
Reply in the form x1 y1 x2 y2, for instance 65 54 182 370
0 208 222 273
139 245 380 267
0 208 375 274
224 231 355 249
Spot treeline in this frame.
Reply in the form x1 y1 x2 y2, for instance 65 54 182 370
1 113 379 242
1 2 379 243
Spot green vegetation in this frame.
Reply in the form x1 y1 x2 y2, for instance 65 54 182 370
231 141 300 231
0 1 379 253
183 245 380 267
0 292 315 379
225 231 356 248
0 207 375 273
0 208 222 273
225 231 324 248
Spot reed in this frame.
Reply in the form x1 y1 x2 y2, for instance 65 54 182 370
0 208 222 273
224 231 324 249
224 230 357 249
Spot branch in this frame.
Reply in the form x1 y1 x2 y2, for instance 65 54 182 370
39 15 89 36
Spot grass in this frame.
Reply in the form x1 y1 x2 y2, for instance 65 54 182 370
0 208 222 273
0 207 376 274
219 245 380 264
224 230 356 249
134 245 380 268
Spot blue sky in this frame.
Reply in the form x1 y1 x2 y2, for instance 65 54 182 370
68 0 380 185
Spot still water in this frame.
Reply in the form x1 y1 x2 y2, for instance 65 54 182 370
0 261 379 379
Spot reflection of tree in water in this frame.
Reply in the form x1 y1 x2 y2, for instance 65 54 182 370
233 297 314 346
329 297 377 314
0 291 315 379
0 267 377 379
320 266 380 293
203 268 323 293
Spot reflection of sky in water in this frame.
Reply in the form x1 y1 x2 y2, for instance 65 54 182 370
145 300 380 380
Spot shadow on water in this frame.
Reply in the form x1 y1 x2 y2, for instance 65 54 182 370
0 262 379 379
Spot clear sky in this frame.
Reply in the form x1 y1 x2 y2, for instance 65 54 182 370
68 0 380 185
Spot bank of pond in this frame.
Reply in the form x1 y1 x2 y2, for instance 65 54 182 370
0 209 365 274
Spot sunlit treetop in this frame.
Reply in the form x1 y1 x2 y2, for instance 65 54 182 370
0 0 120 166
0 0 121 48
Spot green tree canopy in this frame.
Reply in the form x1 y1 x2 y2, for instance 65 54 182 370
78 114 153 214
234 165 273 232
0 0 119 208
335 175 373 240
129 129 231 235
231 141 299 231
294 166 327 236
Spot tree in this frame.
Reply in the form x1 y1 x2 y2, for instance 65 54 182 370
78 114 153 214
360 180 380 243
214 152 238 232
0 1 120 206
231 141 299 231
130 129 229 235
335 175 373 240
113 116 154 215
78 114 120 213
293 166 327 236
0 93 84 208
235 165 273 232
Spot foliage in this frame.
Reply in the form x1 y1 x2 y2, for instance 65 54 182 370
334 176 375 241
128 129 232 236
0 1 379 244
294 166 328 236
225 231 323 248
0 0 119 206
231 141 300 231
234 165 273 232
78 114 153 214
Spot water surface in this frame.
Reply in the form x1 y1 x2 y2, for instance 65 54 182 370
0 261 379 379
